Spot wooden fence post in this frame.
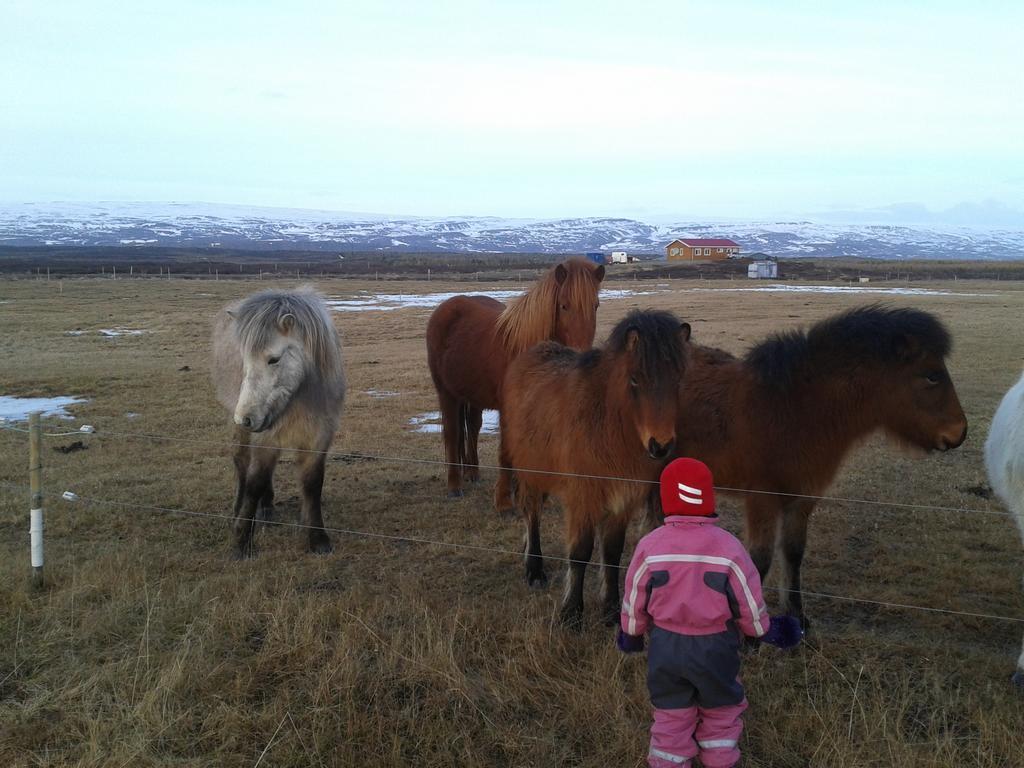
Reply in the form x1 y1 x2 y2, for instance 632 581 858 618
29 411 44 588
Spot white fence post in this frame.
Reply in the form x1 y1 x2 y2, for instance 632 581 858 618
28 411 43 588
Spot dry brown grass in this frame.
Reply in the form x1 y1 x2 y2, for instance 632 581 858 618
1 275 1023 767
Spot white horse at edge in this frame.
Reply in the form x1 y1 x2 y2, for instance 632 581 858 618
984 369 1024 689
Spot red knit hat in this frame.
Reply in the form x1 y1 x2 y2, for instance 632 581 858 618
660 458 716 517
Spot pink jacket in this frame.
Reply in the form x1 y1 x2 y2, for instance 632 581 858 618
621 515 769 639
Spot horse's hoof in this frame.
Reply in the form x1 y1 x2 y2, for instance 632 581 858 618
447 489 464 499
526 571 549 590
308 534 333 555
559 608 585 633
1012 670 1024 690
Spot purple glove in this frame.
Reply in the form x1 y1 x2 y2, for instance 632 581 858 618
616 628 645 654
760 615 804 649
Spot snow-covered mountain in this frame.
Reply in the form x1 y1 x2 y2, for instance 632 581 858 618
1 201 1023 260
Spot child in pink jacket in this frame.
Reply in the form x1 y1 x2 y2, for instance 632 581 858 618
618 458 801 768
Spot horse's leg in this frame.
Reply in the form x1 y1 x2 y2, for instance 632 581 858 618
522 486 548 589
234 446 277 558
232 425 250 516
297 444 332 554
641 484 663 535
437 389 464 498
257 472 276 522
780 499 816 633
463 405 482 483
493 429 516 516
744 496 781 586
599 516 629 627
1016 575 1024 688
560 517 596 630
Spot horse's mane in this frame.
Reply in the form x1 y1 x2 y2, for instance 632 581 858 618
581 309 688 377
746 304 952 389
495 258 600 356
232 288 341 372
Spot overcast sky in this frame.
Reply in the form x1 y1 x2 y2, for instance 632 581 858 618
2 1 1022 220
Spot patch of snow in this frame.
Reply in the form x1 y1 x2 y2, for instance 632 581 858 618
327 290 524 312
0 395 86 422
125 412 141 419
409 410 500 435
99 328 147 337
365 390 401 398
680 284 995 297
327 287 662 312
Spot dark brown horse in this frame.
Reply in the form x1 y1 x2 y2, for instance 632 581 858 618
426 258 604 501
668 305 967 629
502 309 691 627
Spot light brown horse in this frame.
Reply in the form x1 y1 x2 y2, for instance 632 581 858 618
502 309 691 627
426 258 604 501
668 305 967 630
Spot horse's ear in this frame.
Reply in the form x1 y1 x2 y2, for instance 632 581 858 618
554 264 568 284
679 322 691 342
278 313 296 334
894 332 919 360
626 327 639 352
594 264 605 283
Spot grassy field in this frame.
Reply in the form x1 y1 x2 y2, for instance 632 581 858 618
1 275 1022 767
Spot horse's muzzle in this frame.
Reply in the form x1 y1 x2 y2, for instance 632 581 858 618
647 437 674 460
939 423 968 451
237 413 268 433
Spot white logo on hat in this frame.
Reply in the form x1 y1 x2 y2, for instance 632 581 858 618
678 482 703 505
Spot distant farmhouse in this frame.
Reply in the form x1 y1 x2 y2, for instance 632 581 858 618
665 238 740 262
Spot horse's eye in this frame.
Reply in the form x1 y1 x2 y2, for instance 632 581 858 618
629 377 638 389
924 372 941 385
268 355 281 366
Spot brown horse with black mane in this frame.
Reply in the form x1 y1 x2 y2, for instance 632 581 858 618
502 309 691 627
426 258 604 500
669 305 967 630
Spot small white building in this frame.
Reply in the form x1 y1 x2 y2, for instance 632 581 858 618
747 258 778 279
610 251 628 263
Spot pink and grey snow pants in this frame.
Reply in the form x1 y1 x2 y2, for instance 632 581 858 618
646 626 747 768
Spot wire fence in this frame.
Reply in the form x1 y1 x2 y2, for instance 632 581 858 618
0 421 1014 519
1 450 1022 627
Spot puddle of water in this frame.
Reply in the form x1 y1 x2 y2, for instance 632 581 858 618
327 287 662 312
681 284 993 297
409 410 500 434
0 395 86 422
365 390 401 398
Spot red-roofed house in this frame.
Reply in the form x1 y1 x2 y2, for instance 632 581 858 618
665 238 740 262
